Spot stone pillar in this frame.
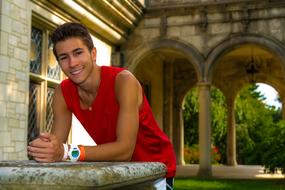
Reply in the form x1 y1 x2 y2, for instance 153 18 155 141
163 61 173 141
0 0 30 160
173 104 185 165
197 83 212 176
226 97 237 166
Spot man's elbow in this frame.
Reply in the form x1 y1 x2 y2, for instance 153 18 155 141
116 148 134 161
119 151 133 161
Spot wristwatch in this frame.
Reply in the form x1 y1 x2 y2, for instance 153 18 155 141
68 144 81 162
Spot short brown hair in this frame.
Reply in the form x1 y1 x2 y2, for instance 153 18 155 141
51 22 94 59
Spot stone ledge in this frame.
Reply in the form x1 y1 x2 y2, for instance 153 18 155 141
0 160 166 189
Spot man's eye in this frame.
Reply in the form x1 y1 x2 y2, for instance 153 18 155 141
58 56 67 61
74 51 82 56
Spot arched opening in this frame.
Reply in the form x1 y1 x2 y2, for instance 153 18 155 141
183 86 226 165
235 83 282 168
128 42 200 165
209 38 285 167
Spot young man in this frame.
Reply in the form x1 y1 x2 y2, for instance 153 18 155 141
27 22 176 189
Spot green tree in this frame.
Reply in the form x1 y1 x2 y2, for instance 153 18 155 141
210 87 227 163
183 84 283 168
183 87 227 163
235 84 276 165
261 120 285 173
183 88 199 147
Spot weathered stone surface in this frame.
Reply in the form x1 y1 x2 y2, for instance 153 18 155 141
0 160 166 190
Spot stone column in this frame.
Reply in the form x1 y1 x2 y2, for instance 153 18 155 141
226 97 237 166
163 61 173 141
197 83 212 176
0 0 30 160
173 103 185 165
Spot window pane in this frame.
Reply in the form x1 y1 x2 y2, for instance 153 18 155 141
30 27 42 74
45 87 55 133
28 82 40 143
47 38 61 80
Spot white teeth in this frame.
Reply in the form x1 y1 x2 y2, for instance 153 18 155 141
70 69 82 75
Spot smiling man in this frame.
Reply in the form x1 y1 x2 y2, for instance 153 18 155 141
27 22 176 189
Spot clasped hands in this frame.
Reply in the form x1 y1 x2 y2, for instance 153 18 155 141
27 133 64 163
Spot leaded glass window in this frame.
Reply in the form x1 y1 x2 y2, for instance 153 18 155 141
28 82 40 142
30 27 42 74
28 24 63 145
47 38 61 80
45 87 55 132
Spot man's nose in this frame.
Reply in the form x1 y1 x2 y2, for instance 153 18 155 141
68 56 78 67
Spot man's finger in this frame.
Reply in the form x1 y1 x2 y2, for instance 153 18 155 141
39 133 51 141
29 137 52 148
34 157 53 163
27 145 53 154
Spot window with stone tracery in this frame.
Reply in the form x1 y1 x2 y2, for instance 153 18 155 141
28 22 63 143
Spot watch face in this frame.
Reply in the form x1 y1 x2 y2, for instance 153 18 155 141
71 148 79 158
69 146 80 161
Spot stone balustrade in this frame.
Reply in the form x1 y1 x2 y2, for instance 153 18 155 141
0 160 166 189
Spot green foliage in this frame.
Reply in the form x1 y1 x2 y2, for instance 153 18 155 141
183 87 227 163
183 88 199 146
209 87 227 163
261 120 285 173
235 84 277 165
183 83 284 172
174 178 285 190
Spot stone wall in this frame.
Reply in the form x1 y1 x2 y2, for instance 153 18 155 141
0 0 143 161
125 2 285 59
0 0 30 160
122 1 285 171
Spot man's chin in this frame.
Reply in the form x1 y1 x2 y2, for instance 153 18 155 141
70 77 87 85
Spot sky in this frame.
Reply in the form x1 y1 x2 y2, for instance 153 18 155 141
256 83 281 108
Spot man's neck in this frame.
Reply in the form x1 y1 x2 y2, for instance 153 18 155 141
78 64 101 95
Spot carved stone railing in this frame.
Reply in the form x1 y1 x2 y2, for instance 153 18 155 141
0 161 166 190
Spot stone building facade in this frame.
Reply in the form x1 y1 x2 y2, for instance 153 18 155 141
0 0 31 160
1 0 285 177
0 0 143 160
122 0 285 176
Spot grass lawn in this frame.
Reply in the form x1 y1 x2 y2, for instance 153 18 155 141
174 178 285 190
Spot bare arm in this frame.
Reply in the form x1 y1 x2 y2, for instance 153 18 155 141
27 85 72 162
51 85 72 142
84 70 142 161
28 70 142 162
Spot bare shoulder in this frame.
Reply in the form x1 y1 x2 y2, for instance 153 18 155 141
115 70 142 106
115 70 142 91
116 70 137 84
53 84 68 109
54 84 64 100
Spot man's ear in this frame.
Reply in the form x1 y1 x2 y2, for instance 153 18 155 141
91 47 97 61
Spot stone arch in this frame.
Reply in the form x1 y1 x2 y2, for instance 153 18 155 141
205 33 285 83
204 33 285 166
126 38 204 82
125 38 204 165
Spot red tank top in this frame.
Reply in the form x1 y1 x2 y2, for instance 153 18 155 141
61 66 176 177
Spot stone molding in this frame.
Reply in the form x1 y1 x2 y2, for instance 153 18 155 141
0 161 166 190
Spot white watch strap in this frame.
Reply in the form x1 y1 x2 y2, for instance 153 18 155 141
62 143 68 161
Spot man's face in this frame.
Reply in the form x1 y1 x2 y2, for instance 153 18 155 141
55 37 96 84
